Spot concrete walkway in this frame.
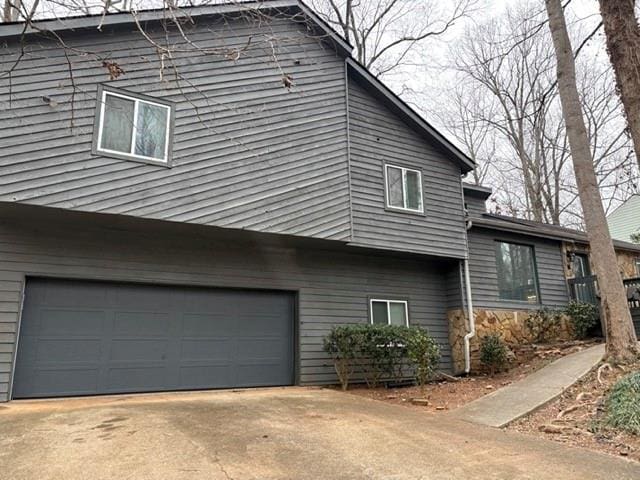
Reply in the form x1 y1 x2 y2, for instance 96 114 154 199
453 343 605 428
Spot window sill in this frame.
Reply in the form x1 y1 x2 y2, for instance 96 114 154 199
91 149 173 168
384 205 426 217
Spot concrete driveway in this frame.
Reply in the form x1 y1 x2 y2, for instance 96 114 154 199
1 387 638 480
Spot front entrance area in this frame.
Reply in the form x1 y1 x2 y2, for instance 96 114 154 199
12 278 295 398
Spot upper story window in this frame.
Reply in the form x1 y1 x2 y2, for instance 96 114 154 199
384 164 424 214
370 299 409 326
495 241 540 303
93 85 174 165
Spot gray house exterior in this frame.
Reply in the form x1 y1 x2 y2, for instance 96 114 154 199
448 184 640 373
0 2 474 400
608 195 640 244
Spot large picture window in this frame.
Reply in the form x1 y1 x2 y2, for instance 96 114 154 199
495 241 540 303
94 86 173 165
385 164 424 213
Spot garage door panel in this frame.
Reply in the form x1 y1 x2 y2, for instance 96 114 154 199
106 366 168 391
37 338 102 363
181 314 236 335
180 338 234 361
35 310 105 336
109 339 169 362
13 279 295 398
113 312 171 336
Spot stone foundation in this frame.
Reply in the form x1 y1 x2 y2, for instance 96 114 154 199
448 308 574 374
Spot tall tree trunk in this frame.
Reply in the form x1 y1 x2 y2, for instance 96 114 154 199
545 0 639 362
598 0 640 171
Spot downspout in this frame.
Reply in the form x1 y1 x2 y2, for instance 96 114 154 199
463 219 475 374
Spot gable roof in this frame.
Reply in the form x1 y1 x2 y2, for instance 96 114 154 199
470 212 640 253
0 0 475 174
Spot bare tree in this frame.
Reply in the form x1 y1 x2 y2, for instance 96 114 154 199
309 0 476 77
545 0 639 363
598 0 640 172
448 2 638 227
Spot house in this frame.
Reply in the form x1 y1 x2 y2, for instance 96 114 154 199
448 184 640 373
0 1 476 401
608 194 640 244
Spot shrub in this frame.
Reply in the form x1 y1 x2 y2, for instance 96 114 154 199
479 334 508 376
404 327 440 390
526 307 563 343
323 325 362 390
564 301 598 339
323 324 441 390
604 371 640 435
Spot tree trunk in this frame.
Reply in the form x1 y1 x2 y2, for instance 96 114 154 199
545 0 639 363
598 0 640 171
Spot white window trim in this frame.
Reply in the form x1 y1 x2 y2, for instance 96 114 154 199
369 299 409 326
384 164 424 213
97 89 172 163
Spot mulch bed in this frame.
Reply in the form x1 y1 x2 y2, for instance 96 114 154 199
341 340 602 413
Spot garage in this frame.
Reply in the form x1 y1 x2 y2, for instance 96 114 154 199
12 278 296 399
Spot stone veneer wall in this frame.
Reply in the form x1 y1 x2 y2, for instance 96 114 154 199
448 308 573 374
562 242 640 280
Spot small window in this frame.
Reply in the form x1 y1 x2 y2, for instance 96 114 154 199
636 258 640 276
385 164 424 213
495 241 540 303
94 86 173 165
572 253 591 278
370 299 409 326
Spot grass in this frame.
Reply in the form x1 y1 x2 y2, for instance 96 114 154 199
604 371 640 435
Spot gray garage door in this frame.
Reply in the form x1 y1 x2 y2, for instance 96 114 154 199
12 279 295 398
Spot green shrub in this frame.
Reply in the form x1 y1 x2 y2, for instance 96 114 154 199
479 334 508 376
526 307 563 343
604 371 640 435
323 324 441 390
323 325 362 390
404 327 440 390
564 301 598 339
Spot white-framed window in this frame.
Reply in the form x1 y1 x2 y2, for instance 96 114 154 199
384 164 424 213
370 299 409 326
94 86 173 165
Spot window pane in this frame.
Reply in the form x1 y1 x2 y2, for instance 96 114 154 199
389 302 407 326
371 301 389 325
387 166 404 208
405 170 422 211
573 254 590 278
495 242 539 302
101 94 134 153
135 102 168 160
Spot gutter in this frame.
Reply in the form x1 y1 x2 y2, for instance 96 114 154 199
463 219 475 374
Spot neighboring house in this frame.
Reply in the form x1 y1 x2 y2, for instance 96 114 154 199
0 1 476 401
448 184 640 373
608 195 640 244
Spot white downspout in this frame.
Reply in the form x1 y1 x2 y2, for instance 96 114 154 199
463 219 475 374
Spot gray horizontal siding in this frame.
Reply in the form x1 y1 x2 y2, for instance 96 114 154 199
467 227 570 310
465 197 487 217
346 77 467 258
0 17 351 243
0 205 456 400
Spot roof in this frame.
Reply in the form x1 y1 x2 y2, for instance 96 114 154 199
607 194 640 243
462 183 492 199
0 0 475 174
470 212 640 253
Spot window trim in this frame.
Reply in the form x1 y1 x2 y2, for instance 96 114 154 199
92 84 175 167
369 298 409 326
636 258 640 276
384 163 425 214
494 239 542 304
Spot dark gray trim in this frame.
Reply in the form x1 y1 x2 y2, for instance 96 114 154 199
7 276 25 401
344 59 355 242
346 58 475 173
91 84 176 168
462 183 492 199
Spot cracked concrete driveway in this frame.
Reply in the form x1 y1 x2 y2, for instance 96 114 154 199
1 387 638 480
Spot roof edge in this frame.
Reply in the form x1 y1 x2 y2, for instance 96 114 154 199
345 57 475 174
0 0 352 57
